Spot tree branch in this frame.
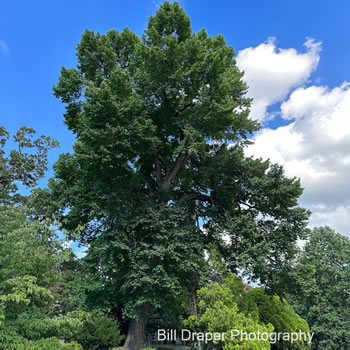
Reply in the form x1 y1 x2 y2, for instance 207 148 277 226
175 102 195 118
237 200 258 211
159 152 189 190
154 157 161 185
177 191 212 205
156 152 168 177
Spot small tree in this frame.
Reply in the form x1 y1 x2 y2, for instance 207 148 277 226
185 275 273 350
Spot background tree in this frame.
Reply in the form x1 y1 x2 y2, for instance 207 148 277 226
0 126 58 205
51 2 310 348
0 127 124 349
287 227 350 350
0 202 86 349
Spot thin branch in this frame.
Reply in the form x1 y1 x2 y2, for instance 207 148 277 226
237 200 258 211
175 102 195 118
154 157 161 185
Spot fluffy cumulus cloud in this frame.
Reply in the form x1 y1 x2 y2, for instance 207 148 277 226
236 38 321 122
245 83 350 237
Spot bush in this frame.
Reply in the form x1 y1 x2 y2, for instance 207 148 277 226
242 288 311 349
0 327 27 350
67 312 124 350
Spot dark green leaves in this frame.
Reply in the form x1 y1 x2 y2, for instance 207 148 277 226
51 1 309 328
288 227 350 349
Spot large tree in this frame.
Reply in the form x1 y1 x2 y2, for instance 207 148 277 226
51 2 310 349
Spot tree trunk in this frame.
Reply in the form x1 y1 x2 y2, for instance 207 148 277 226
123 303 149 350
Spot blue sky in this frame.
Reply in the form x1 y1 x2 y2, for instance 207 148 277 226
1 0 350 240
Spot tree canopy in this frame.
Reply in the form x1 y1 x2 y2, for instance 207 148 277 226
185 274 273 350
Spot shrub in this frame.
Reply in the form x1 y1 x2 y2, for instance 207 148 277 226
242 288 311 349
0 327 27 350
68 312 124 350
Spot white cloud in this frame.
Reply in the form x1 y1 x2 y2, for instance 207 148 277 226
309 204 350 236
0 40 9 56
246 82 350 237
236 38 321 122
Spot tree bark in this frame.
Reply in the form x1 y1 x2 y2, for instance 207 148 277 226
123 303 150 350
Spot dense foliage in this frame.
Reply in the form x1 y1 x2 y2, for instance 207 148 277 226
0 204 124 349
0 128 124 350
287 227 350 349
185 274 311 350
185 275 273 350
50 2 310 348
22 338 82 350
242 288 311 349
